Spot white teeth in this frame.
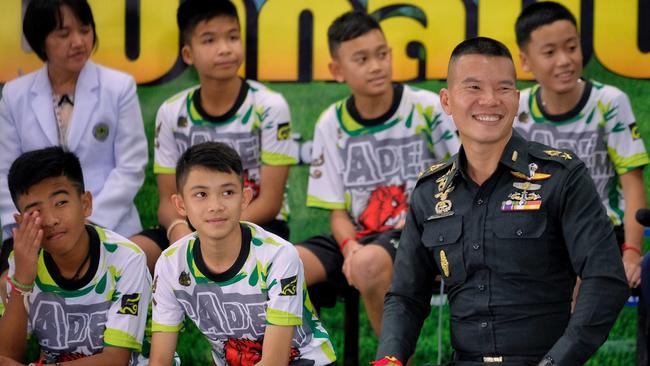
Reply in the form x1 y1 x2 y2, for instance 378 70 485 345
474 115 500 122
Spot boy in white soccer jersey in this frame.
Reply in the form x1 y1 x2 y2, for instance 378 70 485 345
513 2 648 289
0 147 151 365
296 11 460 336
149 142 335 366
131 0 299 273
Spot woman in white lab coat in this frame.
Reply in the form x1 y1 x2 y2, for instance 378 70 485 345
0 0 148 301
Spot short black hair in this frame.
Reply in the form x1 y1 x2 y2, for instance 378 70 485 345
328 10 382 57
450 36 513 62
515 1 577 49
177 0 239 46
8 147 85 209
175 142 243 191
23 0 97 62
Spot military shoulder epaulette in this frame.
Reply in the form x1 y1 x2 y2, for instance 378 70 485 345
417 160 453 182
527 142 579 168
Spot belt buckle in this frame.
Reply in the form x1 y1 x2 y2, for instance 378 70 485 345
482 356 503 363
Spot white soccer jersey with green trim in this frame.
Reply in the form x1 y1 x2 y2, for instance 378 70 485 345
153 80 299 221
6 226 151 365
152 222 336 366
514 80 649 225
306 84 460 234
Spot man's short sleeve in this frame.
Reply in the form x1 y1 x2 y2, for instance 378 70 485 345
306 113 346 211
605 90 649 174
259 93 299 166
264 245 303 327
151 257 185 333
104 253 152 351
153 101 181 175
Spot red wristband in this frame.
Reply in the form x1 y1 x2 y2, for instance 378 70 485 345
622 243 642 256
371 356 403 366
339 237 354 251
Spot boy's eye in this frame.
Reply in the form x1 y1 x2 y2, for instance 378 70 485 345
55 200 67 207
355 56 366 64
223 190 235 197
194 192 207 198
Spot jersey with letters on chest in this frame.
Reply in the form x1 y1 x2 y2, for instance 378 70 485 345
307 84 460 237
154 80 299 221
152 222 336 366
7 226 151 365
514 80 649 225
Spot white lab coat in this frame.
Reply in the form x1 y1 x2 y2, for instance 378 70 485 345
0 61 147 239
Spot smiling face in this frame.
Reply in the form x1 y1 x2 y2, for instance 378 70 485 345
44 5 94 76
329 29 392 98
440 54 520 147
519 19 583 96
16 176 91 256
182 15 243 83
173 167 251 243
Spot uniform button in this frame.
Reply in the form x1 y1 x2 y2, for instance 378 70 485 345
478 284 486 291
516 229 523 236
480 321 488 328
472 243 480 250
438 235 444 242
476 198 484 205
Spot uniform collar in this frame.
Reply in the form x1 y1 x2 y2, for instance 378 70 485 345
450 130 531 190
499 130 531 177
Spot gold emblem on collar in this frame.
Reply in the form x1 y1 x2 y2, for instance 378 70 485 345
429 165 456 219
419 162 446 178
544 150 573 160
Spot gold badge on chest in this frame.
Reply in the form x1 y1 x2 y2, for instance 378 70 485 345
440 250 450 277
429 164 456 220
502 163 547 212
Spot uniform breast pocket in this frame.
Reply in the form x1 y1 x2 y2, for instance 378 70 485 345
493 212 548 276
422 216 465 286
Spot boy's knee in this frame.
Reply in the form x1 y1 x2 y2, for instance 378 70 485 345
349 249 392 290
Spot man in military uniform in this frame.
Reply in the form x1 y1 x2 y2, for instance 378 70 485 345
373 37 628 366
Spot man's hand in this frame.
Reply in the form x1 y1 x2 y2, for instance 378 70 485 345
622 250 642 288
11 212 42 286
341 240 362 288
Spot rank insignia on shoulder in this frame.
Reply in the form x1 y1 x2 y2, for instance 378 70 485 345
418 162 447 178
440 250 450 277
511 171 551 181
544 150 573 160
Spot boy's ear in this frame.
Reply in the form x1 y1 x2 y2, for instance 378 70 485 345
81 191 92 218
519 50 531 73
241 187 253 211
181 44 194 65
328 59 345 83
172 193 188 218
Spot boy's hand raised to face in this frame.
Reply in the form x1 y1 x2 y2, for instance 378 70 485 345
11 211 43 286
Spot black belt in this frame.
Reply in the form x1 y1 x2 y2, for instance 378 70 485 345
454 352 541 364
